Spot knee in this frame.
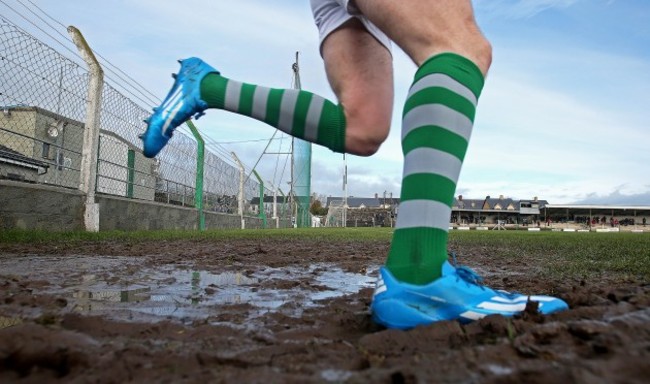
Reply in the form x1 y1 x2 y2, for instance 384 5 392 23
339 98 392 156
452 19 493 75
345 124 389 157
416 19 494 76
444 29 493 76
473 36 493 75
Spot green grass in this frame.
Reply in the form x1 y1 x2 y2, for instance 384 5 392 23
1 228 648 279
447 231 650 280
0 227 395 243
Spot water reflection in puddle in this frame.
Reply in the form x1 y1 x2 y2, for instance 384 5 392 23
0 255 378 322
67 262 377 321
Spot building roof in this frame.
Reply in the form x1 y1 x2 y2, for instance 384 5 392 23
0 144 50 169
545 204 650 211
326 196 399 208
1 105 83 126
452 196 549 212
321 195 649 213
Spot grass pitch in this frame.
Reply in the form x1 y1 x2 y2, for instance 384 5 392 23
1 228 648 280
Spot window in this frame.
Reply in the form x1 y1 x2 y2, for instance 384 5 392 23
56 152 64 171
41 142 50 158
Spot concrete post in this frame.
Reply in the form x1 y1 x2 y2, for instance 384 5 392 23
68 26 103 232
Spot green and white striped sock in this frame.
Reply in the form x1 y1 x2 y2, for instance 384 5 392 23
200 74 346 153
386 53 485 285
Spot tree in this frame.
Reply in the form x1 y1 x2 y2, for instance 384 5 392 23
310 200 328 216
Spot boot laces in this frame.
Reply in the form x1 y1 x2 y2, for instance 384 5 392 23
449 251 485 287
448 251 520 299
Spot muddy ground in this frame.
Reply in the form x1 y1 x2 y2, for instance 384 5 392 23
0 237 649 383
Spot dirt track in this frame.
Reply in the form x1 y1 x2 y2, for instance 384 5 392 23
0 237 649 383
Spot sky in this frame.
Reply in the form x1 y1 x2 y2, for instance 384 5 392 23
1 0 649 205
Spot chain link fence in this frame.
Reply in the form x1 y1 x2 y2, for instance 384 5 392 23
0 16 286 226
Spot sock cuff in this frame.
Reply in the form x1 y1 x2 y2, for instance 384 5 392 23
321 103 347 153
200 73 228 109
415 53 485 98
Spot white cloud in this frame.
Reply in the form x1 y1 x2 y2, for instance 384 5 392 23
128 0 314 48
573 189 650 205
476 0 582 19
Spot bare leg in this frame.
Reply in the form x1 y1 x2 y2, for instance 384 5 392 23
321 19 394 156
354 0 492 74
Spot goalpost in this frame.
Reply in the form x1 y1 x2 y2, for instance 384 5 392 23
325 200 346 227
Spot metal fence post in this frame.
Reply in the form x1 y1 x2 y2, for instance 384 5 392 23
185 121 205 231
68 26 103 232
231 152 245 229
252 170 267 228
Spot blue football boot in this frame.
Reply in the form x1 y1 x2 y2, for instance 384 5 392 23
371 260 568 330
140 57 219 158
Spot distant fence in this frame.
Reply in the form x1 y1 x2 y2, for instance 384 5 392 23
0 16 290 230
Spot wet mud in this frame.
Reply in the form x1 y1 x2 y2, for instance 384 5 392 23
0 238 649 383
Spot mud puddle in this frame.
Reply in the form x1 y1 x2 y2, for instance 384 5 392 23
0 254 377 324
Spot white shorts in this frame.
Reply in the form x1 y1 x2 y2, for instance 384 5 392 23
310 0 392 54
